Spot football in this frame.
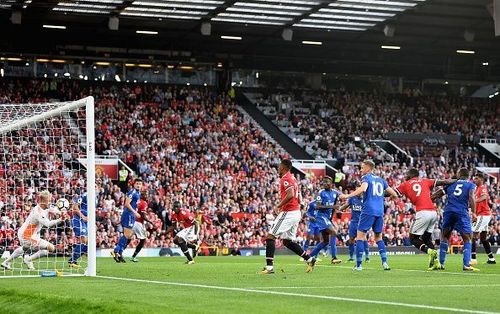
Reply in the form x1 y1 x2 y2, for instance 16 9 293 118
55 198 70 211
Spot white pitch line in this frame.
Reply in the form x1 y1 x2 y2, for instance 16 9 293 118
248 284 500 289
96 275 500 314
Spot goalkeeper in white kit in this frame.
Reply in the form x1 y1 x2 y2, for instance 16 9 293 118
1 190 68 271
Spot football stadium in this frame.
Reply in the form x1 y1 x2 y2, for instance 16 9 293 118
0 0 499 313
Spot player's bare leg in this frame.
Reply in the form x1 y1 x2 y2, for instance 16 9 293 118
174 236 194 264
471 231 479 265
480 231 496 264
131 239 146 262
409 233 438 270
472 231 495 265
261 234 315 274
186 241 200 259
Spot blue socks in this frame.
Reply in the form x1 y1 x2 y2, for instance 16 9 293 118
376 240 387 264
349 243 355 259
330 236 337 258
303 239 310 252
439 241 449 265
71 244 81 263
115 235 128 255
364 240 370 259
463 241 471 267
310 242 327 257
71 244 87 263
356 240 364 267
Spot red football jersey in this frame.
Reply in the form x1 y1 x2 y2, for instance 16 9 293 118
396 178 436 212
171 209 195 228
136 200 148 223
279 172 300 212
475 185 490 216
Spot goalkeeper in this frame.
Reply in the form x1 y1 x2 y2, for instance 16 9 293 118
1 191 67 271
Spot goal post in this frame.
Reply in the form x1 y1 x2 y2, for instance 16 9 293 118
0 96 96 278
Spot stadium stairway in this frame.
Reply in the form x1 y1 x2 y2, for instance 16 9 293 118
371 139 413 164
236 91 313 160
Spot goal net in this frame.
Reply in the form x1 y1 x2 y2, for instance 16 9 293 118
0 97 96 278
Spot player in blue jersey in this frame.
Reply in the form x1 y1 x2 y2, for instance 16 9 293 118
308 176 343 264
339 194 370 262
303 200 321 254
340 160 398 271
68 193 88 268
112 178 142 263
431 168 479 272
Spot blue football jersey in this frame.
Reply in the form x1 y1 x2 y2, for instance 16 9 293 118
307 201 318 219
361 173 389 217
72 193 87 221
316 189 340 219
348 196 363 223
443 180 476 214
125 188 141 212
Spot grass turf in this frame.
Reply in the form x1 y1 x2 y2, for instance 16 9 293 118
0 254 499 314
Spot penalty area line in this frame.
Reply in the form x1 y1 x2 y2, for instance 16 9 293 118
96 275 499 314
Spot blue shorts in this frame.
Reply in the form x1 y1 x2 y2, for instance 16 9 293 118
348 220 359 238
121 212 135 229
307 223 321 236
442 211 472 234
72 220 88 237
358 213 384 234
316 216 333 232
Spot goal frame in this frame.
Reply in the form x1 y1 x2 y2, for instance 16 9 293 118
0 96 96 277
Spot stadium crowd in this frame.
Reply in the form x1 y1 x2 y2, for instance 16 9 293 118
0 79 499 256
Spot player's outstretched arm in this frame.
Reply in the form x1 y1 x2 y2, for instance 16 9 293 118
340 182 367 200
434 179 457 187
430 189 445 202
40 214 64 228
385 187 398 199
192 219 200 235
339 203 350 212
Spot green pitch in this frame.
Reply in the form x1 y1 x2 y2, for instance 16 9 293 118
0 254 499 314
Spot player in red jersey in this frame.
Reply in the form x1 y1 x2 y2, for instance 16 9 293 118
168 201 200 264
130 191 153 262
260 159 316 275
395 168 455 270
471 173 496 265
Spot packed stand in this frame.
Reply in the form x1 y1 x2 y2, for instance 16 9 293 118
0 79 498 254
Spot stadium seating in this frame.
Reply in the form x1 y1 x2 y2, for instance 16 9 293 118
0 79 498 252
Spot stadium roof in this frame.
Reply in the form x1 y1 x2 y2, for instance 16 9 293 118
0 0 499 79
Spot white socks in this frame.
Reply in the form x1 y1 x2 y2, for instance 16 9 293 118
27 249 49 261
